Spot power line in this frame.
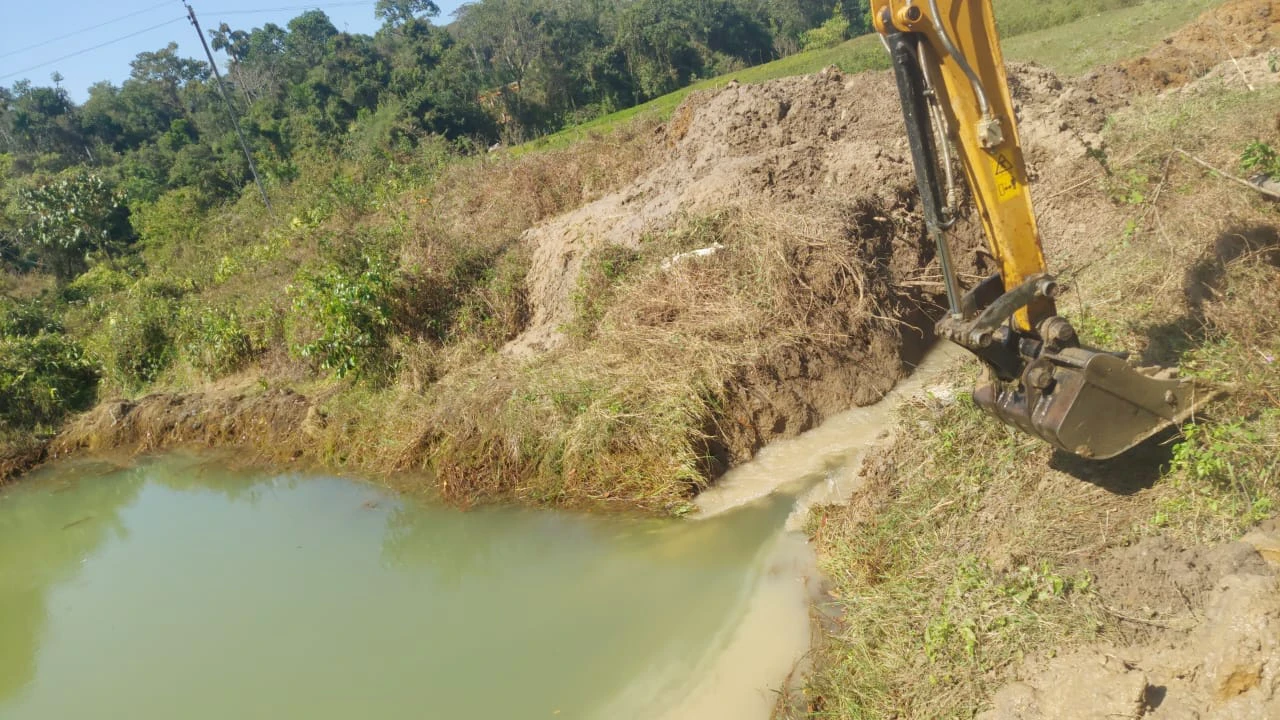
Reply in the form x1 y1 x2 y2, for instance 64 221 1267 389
0 1 375 67
0 1 381 84
0 1 174 60
206 2 374 17
184 1 272 211
0 17 186 82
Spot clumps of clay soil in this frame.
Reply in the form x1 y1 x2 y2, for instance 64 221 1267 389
1085 0 1280 96
983 529 1280 719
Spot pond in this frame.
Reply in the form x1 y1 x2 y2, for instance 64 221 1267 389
0 453 812 719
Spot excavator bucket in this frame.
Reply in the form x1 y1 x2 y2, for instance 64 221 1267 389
973 347 1222 460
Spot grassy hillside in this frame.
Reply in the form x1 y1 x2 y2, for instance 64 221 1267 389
2 0 1254 514
525 0 1219 151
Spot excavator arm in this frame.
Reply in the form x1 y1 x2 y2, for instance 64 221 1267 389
873 0 1217 459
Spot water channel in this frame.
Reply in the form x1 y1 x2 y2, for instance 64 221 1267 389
0 347 957 719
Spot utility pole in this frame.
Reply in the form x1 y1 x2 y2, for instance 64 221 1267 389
183 1 271 211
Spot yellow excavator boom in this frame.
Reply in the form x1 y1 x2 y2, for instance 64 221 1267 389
872 0 1218 459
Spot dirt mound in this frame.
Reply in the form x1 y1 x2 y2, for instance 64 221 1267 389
510 61 1119 358
51 387 319 464
1086 0 1280 96
497 61 1117 470
982 530 1280 720
507 67 923 356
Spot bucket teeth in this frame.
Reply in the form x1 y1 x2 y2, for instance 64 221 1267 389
974 348 1221 460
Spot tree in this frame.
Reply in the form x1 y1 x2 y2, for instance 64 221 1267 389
376 0 440 28
15 171 132 280
2 81 84 169
286 10 340 69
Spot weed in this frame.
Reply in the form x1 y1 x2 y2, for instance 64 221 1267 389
1154 412 1280 538
567 244 641 339
1104 169 1150 206
181 305 261 378
801 393 1109 717
1240 139 1280 177
0 333 99 430
1066 308 1125 348
288 257 395 380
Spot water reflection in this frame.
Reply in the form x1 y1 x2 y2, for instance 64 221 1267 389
0 455 796 720
0 460 143 703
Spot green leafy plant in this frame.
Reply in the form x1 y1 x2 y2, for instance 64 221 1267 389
85 277 190 388
15 171 133 281
289 258 395 378
1240 139 1280 177
182 305 260 377
0 299 63 336
802 2 852 50
0 333 99 430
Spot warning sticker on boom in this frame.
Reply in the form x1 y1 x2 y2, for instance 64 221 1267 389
991 151 1020 202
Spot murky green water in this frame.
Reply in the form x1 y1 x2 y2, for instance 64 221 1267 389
0 454 801 720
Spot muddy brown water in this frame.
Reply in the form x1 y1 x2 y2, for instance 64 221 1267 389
0 350 957 720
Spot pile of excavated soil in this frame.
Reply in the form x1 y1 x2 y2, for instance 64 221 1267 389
48 62 1119 484
502 61 1118 464
507 66 929 357
983 528 1280 719
1085 0 1280 97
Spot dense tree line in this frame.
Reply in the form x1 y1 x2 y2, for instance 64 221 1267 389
1 1 866 234
0 0 868 434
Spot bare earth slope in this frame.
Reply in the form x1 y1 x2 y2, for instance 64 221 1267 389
507 67 921 357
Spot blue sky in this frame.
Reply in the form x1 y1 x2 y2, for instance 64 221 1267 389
1 0 466 101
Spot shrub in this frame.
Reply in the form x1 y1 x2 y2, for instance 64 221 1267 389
181 305 260 378
802 2 852 51
0 333 99 430
0 299 63 336
88 277 190 388
15 170 133 281
130 187 206 252
288 257 395 378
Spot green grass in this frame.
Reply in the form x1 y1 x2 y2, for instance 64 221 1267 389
795 391 1111 718
518 35 889 153
1003 0 1220 74
521 0 1224 154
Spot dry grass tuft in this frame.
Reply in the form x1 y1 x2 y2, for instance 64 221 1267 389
396 203 913 513
797 388 1122 718
795 64 1280 720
